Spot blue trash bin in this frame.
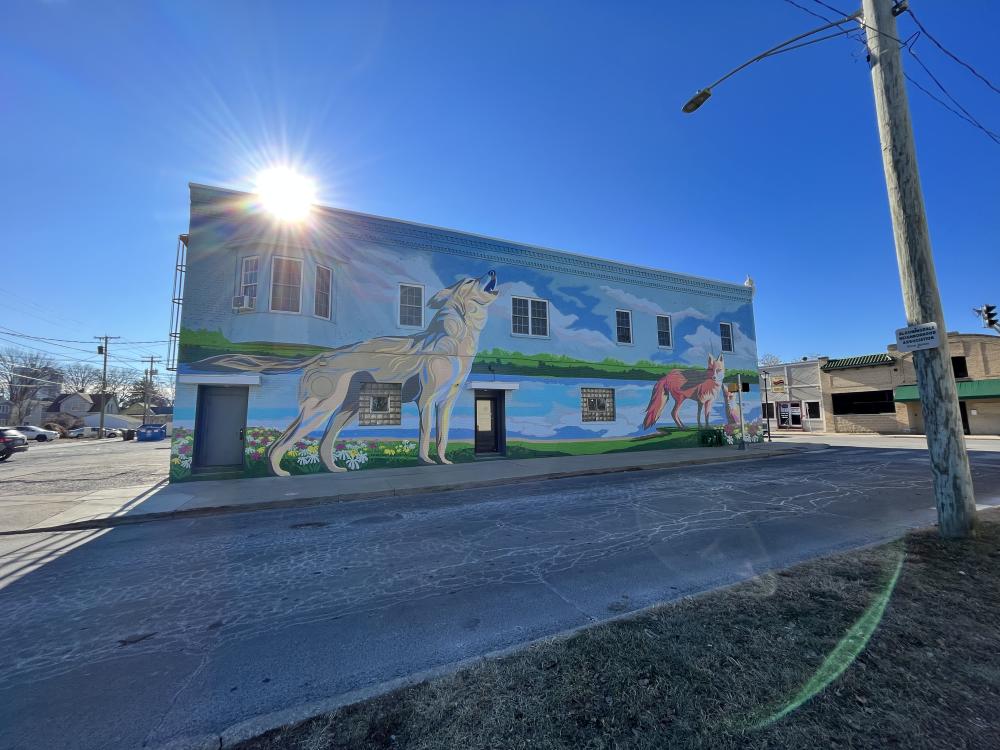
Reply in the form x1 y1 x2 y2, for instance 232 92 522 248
136 424 167 442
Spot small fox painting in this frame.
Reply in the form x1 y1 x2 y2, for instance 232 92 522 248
643 354 726 430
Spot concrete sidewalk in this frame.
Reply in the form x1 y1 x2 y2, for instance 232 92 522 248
15 442 827 533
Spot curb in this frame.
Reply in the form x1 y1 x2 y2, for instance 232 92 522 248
6 444 830 536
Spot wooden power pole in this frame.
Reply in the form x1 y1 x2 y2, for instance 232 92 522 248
94 335 119 440
862 0 976 537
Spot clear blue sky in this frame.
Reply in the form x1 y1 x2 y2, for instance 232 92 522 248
3 0 997 369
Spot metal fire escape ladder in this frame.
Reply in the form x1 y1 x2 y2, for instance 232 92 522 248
166 233 188 372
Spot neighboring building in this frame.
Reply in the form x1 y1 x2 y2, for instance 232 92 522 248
0 399 12 425
169 184 763 481
761 332 1000 436
759 359 824 432
29 392 121 429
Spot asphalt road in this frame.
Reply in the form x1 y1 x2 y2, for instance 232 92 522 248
0 439 168 531
2 444 1000 750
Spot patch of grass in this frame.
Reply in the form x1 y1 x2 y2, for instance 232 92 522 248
236 511 1000 750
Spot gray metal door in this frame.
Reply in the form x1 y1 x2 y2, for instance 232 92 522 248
195 386 248 467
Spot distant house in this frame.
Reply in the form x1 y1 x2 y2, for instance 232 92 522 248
46 393 94 420
0 400 12 424
34 393 121 429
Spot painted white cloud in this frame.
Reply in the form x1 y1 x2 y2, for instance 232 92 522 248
682 322 756 365
494 281 618 355
598 286 709 325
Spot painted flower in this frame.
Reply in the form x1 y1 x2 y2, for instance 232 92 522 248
345 451 368 470
723 423 735 436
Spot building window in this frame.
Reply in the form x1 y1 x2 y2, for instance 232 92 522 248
615 310 633 344
314 265 332 319
511 296 548 337
359 383 402 426
656 315 672 348
720 322 734 353
240 256 259 307
270 257 302 313
806 401 821 419
831 390 895 415
399 284 424 327
952 356 969 379
581 387 616 422
763 402 775 419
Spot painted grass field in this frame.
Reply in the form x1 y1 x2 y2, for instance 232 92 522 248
170 428 723 481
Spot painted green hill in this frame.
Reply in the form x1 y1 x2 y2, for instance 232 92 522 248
179 330 758 383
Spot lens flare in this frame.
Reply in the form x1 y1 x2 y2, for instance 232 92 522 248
255 167 316 222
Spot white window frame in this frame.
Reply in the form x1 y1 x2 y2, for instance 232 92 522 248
615 309 633 345
511 296 549 338
268 256 303 314
398 283 425 329
314 264 333 320
656 314 672 349
239 255 259 308
720 321 735 353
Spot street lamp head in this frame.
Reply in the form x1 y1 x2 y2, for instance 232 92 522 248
682 88 712 113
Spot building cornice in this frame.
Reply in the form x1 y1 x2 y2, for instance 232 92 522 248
189 183 753 303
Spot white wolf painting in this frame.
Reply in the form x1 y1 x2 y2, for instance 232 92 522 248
192 271 499 476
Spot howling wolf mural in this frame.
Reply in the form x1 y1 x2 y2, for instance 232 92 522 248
642 354 726 430
193 271 499 475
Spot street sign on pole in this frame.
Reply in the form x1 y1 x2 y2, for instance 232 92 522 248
895 322 940 353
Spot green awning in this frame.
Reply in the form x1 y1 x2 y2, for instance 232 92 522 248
894 378 1000 402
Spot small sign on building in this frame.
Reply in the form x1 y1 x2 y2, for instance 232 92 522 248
895 322 939 353
771 377 786 395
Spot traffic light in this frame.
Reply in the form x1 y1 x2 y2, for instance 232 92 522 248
985 304 998 329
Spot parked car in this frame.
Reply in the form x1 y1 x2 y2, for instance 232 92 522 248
136 424 167 441
16 425 60 442
67 426 120 438
0 428 29 461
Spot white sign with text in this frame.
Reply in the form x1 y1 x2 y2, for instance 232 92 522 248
895 322 939 352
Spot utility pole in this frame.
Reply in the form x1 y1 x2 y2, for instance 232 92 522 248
862 0 975 537
94 335 119 439
142 355 162 423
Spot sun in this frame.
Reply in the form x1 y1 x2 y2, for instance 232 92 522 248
255 167 317 222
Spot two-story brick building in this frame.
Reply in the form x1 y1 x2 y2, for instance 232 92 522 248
761 332 1000 435
168 183 764 482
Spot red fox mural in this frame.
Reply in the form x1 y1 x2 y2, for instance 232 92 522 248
642 354 726 430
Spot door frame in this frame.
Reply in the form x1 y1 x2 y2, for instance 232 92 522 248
959 401 971 436
194 384 249 468
474 389 507 456
776 400 804 430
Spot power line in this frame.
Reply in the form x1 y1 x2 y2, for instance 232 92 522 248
904 48 1000 144
779 0 1000 146
907 7 1000 96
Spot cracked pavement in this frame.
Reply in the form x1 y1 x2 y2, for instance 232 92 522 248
1 444 999 749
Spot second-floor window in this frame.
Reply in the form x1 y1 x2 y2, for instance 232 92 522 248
270 257 302 313
240 256 259 307
399 284 424 327
315 265 332 319
512 297 548 337
615 310 633 344
656 315 672 348
720 322 734 353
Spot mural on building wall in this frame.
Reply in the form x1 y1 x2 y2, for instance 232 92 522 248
191 272 498 475
170 194 763 482
642 354 726 430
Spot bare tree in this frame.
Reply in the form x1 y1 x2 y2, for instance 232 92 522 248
101 366 140 405
758 353 782 367
0 347 59 423
62 363 102 393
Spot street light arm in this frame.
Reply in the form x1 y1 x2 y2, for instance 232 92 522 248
683 9 862 112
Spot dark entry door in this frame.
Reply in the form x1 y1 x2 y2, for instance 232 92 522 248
475 391 502 454
959 401 971 435
195 385 249 467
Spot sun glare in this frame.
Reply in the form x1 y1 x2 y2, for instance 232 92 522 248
255 167 317 222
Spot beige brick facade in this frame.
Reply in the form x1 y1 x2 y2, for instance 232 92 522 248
814 333 1000 436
